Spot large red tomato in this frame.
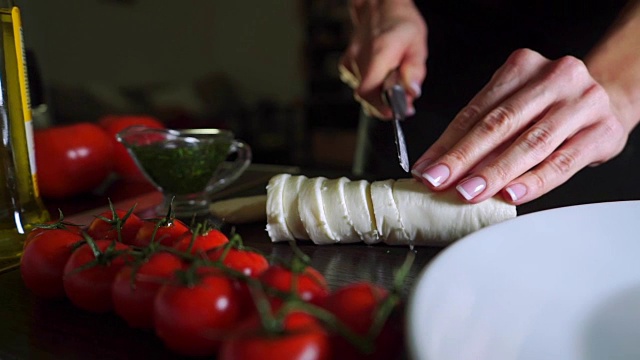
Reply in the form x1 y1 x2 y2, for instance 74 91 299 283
321 282 404 360
112 251 185 328
62 240 131 313
35 122 114 198
219 312 331 360
153 271 242 356
20 228 84 298
98 114 165 180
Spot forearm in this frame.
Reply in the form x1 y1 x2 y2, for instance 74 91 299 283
585 0 640 133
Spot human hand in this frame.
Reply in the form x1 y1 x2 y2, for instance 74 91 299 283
411 48 628 205
339 0 427 119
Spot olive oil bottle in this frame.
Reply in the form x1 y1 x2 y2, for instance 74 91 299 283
0 0 49 273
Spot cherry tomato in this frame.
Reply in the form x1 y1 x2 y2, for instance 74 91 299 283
219 312 331 360
98 114 165 180
63 240 131 313
260 265 329 307
154 271 242 357
207 247 269 277
87 208 144 244
321 282 403 360
35 122 114 199
20 229 84 298
132 217 189 247
24 222 82 250
172 228 228 254
112 251 185 328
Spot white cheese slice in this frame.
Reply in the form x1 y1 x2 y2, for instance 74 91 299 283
298 177 336 244
282 175 309 240
343 179 379 244
392 178 517 245
322 177 360 243
371 179 409 244
266 173 293 241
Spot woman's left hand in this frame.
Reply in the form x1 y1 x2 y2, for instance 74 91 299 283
411 48 628 205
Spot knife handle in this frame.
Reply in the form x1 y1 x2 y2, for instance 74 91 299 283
382 69 408 119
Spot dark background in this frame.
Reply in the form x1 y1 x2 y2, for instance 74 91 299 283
17 0 640 214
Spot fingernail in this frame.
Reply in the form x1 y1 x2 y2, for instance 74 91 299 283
406 105 416 117
505 183 527 202
410 82 422 98
421 164 450 187
456 177 487 200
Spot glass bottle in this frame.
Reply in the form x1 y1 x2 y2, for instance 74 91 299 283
0 0 49 272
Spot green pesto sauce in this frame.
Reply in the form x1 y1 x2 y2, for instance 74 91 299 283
130 139 231 195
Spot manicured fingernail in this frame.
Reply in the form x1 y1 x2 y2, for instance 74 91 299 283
457 177 486 200
505 183 527 202
421 164 450 187
410 82 422 98
406 105 416 117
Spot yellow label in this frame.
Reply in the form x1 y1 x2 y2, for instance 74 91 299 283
8 7 38 197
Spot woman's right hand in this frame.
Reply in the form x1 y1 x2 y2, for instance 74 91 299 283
339 0 428 119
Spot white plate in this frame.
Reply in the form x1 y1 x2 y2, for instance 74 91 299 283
407 200 640 360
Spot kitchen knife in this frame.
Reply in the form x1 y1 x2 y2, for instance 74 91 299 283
382 70 410 172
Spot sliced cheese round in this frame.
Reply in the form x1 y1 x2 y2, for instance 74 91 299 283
392 178 517 245
283 175 309 240
298 177 336 244
370 179 409 244
266 173 293 241
322 177 360 243
343 179 379 244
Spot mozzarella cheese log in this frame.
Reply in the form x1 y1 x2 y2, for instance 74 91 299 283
343 179 379 244
210 195 267 224
297 177 337 244
282 175 309 240
265 174 294 241
370 179 409 244
265 174 517 245
392 178 517 245
322 177 360 243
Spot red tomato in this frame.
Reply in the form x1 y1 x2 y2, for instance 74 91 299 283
112 251 185 328
63 240 131 313
207 247 269 277
173 228 228 254
260 265 329 307
35 122 114 199
98 114 165 180
20 229 84 298
87 208 143 244
321 282 403 360
24 222 82 250
219 312 331 360
132 217 189 247
154 271 242 357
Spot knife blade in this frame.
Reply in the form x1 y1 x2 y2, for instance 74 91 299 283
383 70 410 172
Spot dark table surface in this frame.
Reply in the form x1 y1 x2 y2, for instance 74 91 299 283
0 164 445 359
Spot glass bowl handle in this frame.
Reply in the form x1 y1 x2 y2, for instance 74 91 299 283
207 139 252 194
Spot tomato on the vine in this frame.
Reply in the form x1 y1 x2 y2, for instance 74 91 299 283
172 228 228 254
20 229 84 298
153 270 242 357
260 265 329 307
63 239 131 313
321 282 404 360
112 251 185 328
97 114 165 180
132 217 189 247
219 311 331 360
35 122 114 199
87 208 143 244
24 222 82 250
207 247 269 278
